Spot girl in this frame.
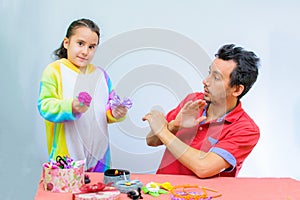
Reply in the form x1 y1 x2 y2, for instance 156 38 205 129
37 18 127 171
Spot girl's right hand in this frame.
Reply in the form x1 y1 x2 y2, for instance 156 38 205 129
72 98 89 114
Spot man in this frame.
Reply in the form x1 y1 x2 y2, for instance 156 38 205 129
143 44 260 178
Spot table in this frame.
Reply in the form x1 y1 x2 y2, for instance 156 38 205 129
35 172 300 199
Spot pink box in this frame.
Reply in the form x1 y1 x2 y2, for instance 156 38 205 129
73 189 121 200
42 164 84 193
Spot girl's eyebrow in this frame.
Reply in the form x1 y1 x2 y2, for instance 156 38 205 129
90 43 98 47
76 39 98 46
76 38 85 43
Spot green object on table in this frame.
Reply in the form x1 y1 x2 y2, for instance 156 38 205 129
142 186 168 197
158 189 168 194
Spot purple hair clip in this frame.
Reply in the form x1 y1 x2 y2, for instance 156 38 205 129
109 92 133 109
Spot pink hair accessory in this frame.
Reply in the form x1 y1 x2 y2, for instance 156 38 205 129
77 92 92 107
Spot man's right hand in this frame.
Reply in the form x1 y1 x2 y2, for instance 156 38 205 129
173 99 207 129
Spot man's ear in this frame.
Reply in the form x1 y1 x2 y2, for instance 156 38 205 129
233 84 244 97
63 37 69 49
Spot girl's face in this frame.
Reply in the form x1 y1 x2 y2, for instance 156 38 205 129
63 27 99 68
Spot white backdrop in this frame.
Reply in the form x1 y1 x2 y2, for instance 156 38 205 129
1 1 300 199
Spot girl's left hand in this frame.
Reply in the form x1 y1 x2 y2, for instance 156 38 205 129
112 106 128 119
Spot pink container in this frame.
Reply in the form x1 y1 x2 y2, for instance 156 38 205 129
42 163 84 193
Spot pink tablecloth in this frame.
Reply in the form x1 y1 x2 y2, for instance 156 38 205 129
35 172 300 200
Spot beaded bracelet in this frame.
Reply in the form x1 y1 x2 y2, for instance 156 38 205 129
170 184 221 200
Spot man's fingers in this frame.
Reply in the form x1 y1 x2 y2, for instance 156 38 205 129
182 100 193 109
142 113 152 121
196 116 207 124
195 99 207 109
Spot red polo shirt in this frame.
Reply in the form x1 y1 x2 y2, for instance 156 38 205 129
156 92 260 177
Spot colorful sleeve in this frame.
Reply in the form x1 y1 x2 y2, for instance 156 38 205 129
99 68 125 123
37 64 78 123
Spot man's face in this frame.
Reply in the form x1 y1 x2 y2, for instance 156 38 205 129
203 58 237 105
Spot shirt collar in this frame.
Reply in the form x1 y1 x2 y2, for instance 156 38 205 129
202 101 244 124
